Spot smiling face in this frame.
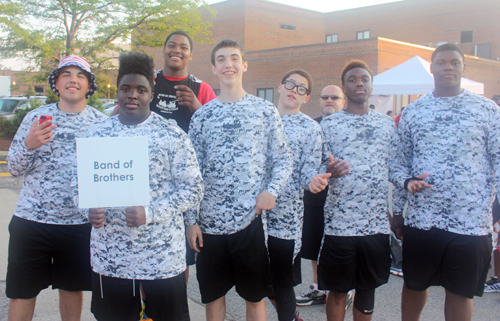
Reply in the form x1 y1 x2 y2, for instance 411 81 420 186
163 34 193 74
342 67 373 105
212 47 248 87
54 66 90 104
117 74 153 125
431 50 464 94
277 73 310 114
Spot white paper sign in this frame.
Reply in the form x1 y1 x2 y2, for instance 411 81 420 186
76 136 150 208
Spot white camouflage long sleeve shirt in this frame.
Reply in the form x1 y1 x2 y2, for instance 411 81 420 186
186 94 293 235
390 90 500 236
321 110 406 236
8 104 107 225
74 113 204 279
267 112 323 255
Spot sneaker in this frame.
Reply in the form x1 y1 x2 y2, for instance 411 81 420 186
484 276 500 293
390 266 404 277
296 285 327 306
345 290 354 311
294 311 304 321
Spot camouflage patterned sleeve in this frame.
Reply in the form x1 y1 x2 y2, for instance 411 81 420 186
299 120 323 190
70 165 90 220
388 121 407 215
487 103 500 200
264 107 293 199
144 131 204 224
184 109 206 226
7 111 38 177
390 111 412 190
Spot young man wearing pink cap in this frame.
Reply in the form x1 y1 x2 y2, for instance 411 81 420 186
6 55 107 320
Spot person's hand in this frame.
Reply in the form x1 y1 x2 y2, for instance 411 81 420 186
309 173 332 193
89 208 106 228
391 215 404 240
187 225 203 253
24 117 57 149
325 154 351 178
124 206 146 227
407 173 434 193
255 191 276 215
175 85 202 112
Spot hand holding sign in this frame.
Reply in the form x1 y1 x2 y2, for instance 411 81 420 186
125 206 146 227
89 208 106 228
77 137 149 208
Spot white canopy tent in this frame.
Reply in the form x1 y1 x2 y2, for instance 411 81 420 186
372 56 484 95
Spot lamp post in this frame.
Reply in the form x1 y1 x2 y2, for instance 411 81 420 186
107 84 110 100
12 81 16 96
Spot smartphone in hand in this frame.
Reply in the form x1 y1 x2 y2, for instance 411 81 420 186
40 115 52 130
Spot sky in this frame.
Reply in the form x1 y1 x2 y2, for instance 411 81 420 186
206 0 403 13
1 0 403 70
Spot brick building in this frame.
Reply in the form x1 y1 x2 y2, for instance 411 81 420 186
147 0 500 117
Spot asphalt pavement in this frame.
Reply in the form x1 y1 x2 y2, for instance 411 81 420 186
0 151 499 320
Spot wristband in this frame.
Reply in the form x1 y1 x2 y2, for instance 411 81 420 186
404 177 424 191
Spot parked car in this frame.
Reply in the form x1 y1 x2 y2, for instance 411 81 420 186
102 103 118 116
0 97 45 121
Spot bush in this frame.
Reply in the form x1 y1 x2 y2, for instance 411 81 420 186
86 94 104 112
0 117 15 137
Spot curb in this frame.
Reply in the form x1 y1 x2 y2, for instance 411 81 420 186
0 151 7 157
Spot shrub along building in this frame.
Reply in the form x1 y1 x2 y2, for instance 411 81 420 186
146 0 500 117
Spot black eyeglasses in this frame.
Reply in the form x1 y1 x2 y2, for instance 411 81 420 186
283 80 308 96
320 95 342 100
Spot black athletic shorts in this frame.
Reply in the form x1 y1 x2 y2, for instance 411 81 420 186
402 226 492 298
318 234 391 293
268 236 301 289
196 215 272 304
6 215 92 299
91 272 189 321
300 204 325 260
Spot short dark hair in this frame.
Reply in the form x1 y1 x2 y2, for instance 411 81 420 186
341 59 373 85
211 39 246 66
281 69 313 95
117 52 155 90
431 43 464 62
164 30 193 51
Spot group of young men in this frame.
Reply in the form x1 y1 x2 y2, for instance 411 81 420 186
5 29 499 321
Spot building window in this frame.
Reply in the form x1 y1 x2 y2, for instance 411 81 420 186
461 30 473 43
279 24 296 31
357 31 369 40
326 34 338 43
214 89 220 97
34 85 44 95
475 44 491 59
257 88 274 103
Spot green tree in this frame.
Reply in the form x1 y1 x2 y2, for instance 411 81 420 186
95 74 117 100
24 84 35 97
86 94 104 111
0 0 214 71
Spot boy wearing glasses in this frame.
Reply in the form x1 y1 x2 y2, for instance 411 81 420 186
267 69 325 321
297 85 345 307
186 40 293 320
